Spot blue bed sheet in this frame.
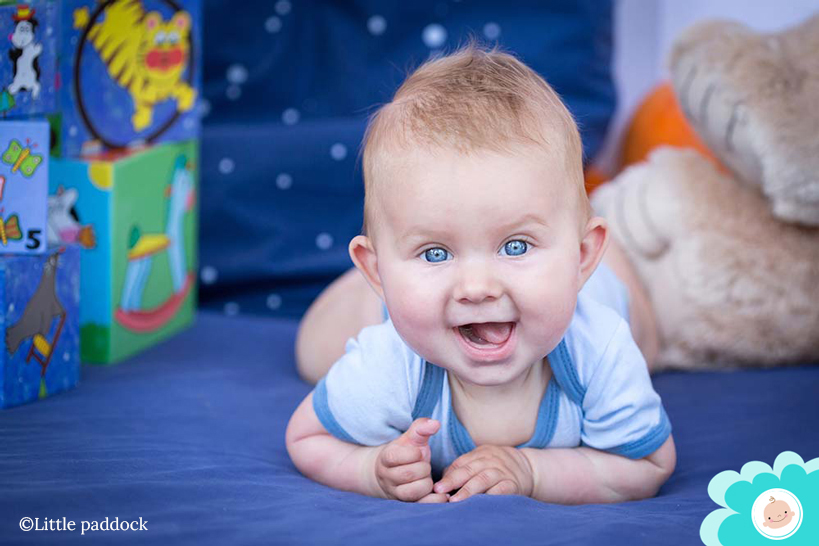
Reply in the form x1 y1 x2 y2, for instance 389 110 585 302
1 312 817 545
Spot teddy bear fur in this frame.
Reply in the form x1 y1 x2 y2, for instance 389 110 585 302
591 15 819 371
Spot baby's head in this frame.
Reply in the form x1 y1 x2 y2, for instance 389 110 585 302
351 44 609 386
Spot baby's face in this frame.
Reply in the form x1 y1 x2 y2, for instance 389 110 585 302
763 500 794 529
371 147 586 386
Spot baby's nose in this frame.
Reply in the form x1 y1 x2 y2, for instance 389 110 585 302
453 262 503 303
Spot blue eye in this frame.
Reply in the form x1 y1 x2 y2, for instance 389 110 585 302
502 240 528 256
422 247 451 263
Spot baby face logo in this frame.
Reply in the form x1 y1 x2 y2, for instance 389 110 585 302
701 452 818 545
752 489 802 539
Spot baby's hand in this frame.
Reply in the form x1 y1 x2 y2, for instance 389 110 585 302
433 445 535 502
374 418 449 503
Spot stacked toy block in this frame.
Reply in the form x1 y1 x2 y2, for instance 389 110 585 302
0 119 80 408
1 246 80 408
51 142 199 363
52 0 202 364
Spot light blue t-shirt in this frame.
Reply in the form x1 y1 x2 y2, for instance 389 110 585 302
312 264 671 477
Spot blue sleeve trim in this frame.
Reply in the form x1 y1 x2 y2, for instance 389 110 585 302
600 406 672 460
312 377 358 445
547 339 586 406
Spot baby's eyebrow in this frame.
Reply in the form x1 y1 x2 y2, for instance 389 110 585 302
496 213 550 232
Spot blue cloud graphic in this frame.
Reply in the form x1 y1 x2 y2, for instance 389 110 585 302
701 452 819 545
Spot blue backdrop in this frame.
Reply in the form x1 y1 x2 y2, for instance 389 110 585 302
198 0 616 319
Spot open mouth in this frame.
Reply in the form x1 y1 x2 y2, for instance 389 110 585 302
454 322 516 361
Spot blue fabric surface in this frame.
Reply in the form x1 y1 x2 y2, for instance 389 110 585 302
1 312 817 544
197 0 616 319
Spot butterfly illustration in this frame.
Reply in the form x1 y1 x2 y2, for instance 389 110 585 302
2 139 43 177
0 210 22 246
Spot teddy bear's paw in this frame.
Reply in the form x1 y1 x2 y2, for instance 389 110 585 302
669 14 819 227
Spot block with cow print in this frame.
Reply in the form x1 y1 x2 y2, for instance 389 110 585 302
50 140 198 364
0 2 58 118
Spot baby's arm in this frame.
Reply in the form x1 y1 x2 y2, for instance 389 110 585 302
286 392 449 502
520 435 676 504
286 392 385 497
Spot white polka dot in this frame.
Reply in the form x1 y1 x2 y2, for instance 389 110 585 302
282 108 300 125
224 302 240 316
198 98 212 117
226 85 242 101
483 22 501 40
265 16 282 33
226 64 248 85
316 233 334 250
68 125 78 137
367 15 387 36
266 293 282 310
218 158 235 175
46 26 54 36
422 24 447 48
276 173 293 190
8 303 14 313
63 352 69 361
200 266 218 285
330 143 348 161
183 117 196 131
275 0 291 15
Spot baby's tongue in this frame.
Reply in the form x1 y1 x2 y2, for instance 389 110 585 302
468 322 513 344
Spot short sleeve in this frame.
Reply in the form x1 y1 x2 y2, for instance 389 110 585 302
580 320 672 459
311 321 422 446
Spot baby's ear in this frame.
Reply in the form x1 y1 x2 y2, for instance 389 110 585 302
349 235 384 299
578 216 609 289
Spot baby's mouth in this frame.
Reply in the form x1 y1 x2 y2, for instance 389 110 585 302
457 322 514 346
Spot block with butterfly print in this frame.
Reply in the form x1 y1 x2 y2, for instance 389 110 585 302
0 120 49 254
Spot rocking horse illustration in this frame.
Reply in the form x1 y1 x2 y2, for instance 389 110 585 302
114 154 195 333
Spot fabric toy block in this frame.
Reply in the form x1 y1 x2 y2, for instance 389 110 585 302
1 245 80 408
0 1 58 118
0 119 50 255
50 140 198 364
59 0 202 157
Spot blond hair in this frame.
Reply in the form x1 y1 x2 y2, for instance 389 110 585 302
361 42 589 237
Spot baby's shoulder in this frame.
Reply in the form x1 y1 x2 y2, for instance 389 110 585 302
342 319 426 397
561 292 637 387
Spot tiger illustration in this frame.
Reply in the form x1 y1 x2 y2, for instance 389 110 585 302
73 0 196 132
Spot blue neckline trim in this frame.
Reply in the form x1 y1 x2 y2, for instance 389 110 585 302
412 361 444 421
448 375 560 456
312 377 357 444
547 338 586 405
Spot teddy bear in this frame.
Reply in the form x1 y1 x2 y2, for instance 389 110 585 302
590 14 819 371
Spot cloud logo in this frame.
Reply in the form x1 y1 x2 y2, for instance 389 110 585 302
701 452 819 545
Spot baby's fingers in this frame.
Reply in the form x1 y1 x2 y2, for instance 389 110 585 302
449 468 505 502
416 492 451 504
433 459 486 495
380 445 422 468
382 461 431 485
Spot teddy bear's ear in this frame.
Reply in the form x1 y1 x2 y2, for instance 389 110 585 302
668 15 819 227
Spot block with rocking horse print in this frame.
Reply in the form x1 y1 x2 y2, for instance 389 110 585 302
50 140 198 364
1 245 80 409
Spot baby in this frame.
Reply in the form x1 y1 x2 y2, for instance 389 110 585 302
286 44 676 504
